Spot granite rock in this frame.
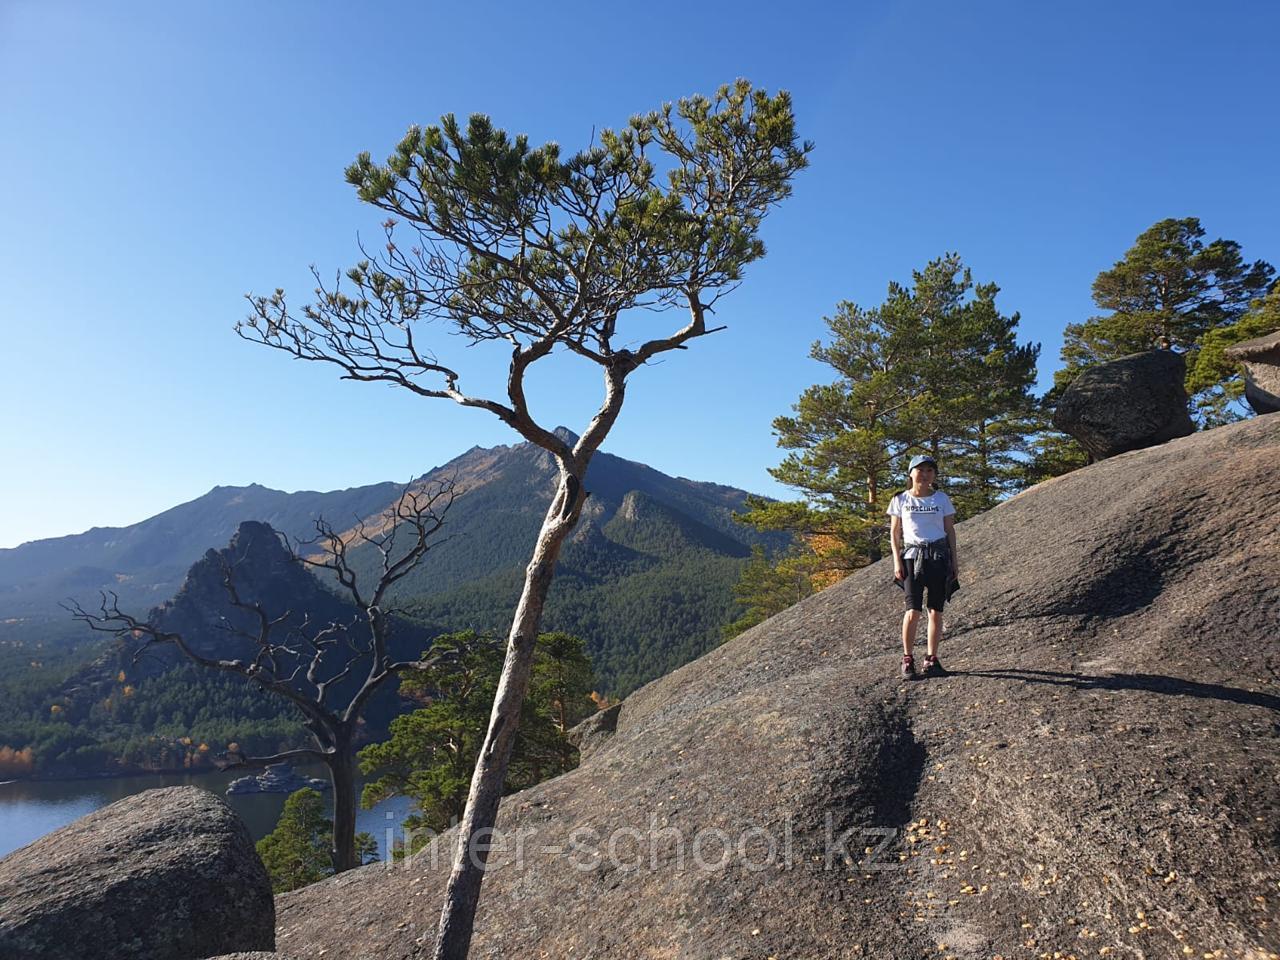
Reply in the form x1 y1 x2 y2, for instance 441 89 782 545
274 415 1280 960
1052 349 1194 457
0 786 274 960
1225 328 1280 414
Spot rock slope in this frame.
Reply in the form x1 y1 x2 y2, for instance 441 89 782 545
275 415 1280 960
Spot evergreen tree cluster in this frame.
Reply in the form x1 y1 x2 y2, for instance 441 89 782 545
0 656 306 777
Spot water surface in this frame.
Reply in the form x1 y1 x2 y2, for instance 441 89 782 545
0 765 416 862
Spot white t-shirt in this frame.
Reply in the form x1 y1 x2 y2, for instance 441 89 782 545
886 489 956 544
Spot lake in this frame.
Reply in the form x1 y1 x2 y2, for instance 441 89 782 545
0 765 417 862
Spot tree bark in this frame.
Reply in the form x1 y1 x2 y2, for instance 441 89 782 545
866 472 882 563
328 736 358 873
977 421 992 510
432 467 585 960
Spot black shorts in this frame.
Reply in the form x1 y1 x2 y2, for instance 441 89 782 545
901 558 949 612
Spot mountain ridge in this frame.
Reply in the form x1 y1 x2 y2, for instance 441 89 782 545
0 439 777 651
0 438 784 775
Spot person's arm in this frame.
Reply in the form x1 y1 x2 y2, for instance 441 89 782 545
890 515 905 579
944 513 958 575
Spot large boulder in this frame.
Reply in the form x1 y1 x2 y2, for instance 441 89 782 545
0 786 274 960
1225 328 1280 414
1052 349 1195 458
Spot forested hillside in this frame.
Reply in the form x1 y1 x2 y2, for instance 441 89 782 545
0 436 781 777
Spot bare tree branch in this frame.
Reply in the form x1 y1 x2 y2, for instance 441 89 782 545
66 478 458 875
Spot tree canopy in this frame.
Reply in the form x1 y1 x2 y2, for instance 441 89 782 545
256 787 379 893
240 80 811 461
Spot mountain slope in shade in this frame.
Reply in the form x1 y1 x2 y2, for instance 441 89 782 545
0 482 401 637
29 521 429 777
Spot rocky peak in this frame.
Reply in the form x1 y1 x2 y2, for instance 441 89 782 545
552 425 580 446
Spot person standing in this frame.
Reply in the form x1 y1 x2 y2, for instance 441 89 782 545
888 454 958 680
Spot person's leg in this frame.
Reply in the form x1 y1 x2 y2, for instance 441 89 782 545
902 563 925 657
923 560 947 668
902 608 922 656
926 609 943 656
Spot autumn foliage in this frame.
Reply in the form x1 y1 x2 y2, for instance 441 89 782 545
0 745 35 777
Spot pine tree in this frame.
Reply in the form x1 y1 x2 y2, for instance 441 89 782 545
1013 401 1091 487
739 285 933 567
1058 217 1274 422
1188 281 1280 419
358 631 504 844
526 632 595 771
912 257 1040 514
358 630 591 852
733 255 1038 621
256 788 379 893
238 82 809 957
722 545 817 639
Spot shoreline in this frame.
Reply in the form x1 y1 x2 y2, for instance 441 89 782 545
0 762 324 786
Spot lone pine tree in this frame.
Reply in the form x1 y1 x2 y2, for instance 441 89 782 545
238 80 809 959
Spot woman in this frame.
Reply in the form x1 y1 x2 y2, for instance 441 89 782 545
887 453 959 680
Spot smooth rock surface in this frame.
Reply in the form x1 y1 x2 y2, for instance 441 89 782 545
1226 328 1280 414
0 786 274 960
275 415 1280 960
1052 349 1194 457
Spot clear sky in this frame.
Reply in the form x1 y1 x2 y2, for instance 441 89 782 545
2 1 1277 549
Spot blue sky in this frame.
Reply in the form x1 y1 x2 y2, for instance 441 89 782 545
2 1 1277 549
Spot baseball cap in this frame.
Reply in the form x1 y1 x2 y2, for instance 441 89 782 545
908 454 937 472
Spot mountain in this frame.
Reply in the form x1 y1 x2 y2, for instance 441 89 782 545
275 413 1280 959
0 482 401 645
0 436 782 774
337 431 770 601
0 437 775 654
342 436 781 694
6 521 431 778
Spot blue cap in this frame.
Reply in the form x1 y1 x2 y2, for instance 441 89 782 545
908 454 937 472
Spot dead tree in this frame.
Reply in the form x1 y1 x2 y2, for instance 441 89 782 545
236 80 809 958
69 480 455 873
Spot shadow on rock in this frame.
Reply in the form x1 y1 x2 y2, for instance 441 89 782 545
952 667 1280 711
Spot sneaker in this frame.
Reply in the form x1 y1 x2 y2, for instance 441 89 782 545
900 654 918 681
922 654 946 677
